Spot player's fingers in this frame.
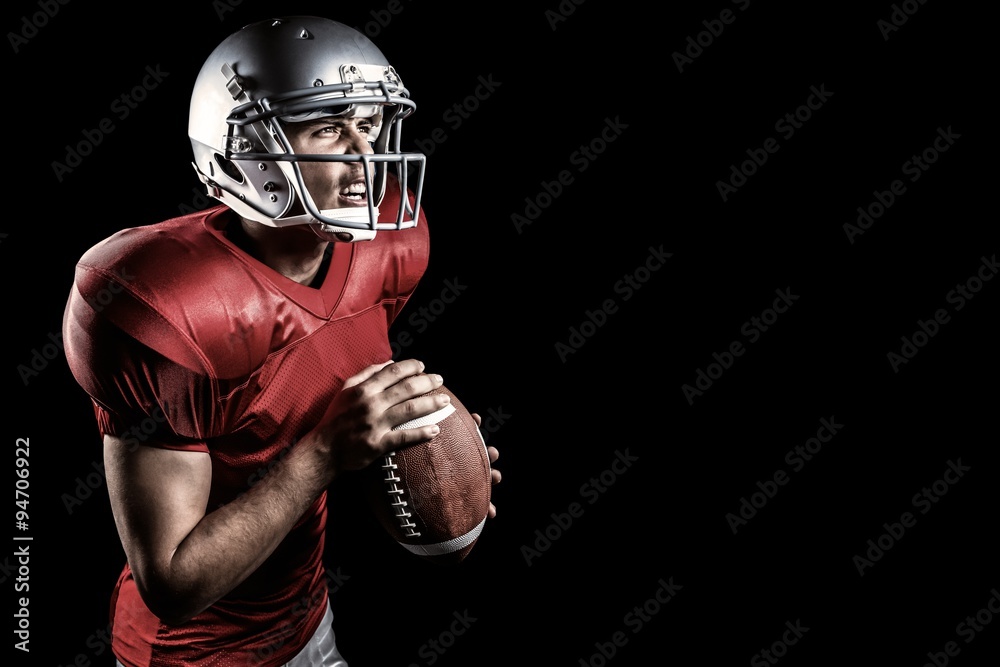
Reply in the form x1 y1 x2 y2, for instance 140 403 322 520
381 371 444 408
342 360 395 389
470 412 482 427
385 392 450 430
487 446 499 464
491 468 501 485
370 359 427 390
382 423 440 452
488 502 497 519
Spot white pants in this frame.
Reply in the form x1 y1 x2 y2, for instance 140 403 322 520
283 601 348 667
115 601 348 667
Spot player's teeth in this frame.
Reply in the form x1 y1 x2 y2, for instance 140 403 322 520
344 183 367 194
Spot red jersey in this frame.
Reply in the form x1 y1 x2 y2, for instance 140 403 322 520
62 181 429 667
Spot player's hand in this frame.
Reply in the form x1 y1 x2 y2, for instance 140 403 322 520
316 359 448 474
471 413 501 519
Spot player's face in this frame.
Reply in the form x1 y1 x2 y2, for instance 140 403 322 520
282 114 379 210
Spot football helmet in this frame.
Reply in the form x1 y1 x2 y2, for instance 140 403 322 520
188 16 424 242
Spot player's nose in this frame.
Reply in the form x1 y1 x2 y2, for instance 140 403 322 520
346 129 374 155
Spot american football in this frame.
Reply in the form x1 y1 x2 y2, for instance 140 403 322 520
366 385 492 564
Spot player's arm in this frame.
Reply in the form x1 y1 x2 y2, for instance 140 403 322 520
104 359 446 625
104 431 333 625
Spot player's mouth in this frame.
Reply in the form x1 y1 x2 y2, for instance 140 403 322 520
339 180 368 206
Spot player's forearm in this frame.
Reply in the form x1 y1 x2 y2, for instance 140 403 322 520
146 437 333 624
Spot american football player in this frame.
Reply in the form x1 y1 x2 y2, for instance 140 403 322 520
62 16 499 666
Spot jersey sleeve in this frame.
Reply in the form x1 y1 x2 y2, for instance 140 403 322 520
63 262 214 453
379 176 431 326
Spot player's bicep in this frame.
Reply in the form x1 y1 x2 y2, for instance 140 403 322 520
103 434 211 596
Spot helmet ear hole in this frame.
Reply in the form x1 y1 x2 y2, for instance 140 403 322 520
214 154 245 184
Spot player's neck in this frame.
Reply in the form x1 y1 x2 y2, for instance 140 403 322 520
232 217 330 286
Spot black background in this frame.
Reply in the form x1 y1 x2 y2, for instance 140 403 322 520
6 1 997 665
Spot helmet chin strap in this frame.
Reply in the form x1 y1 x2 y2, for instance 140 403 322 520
195 170 380 243
309 205 380 242
196 160 388 243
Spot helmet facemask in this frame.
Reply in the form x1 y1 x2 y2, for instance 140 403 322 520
273 103 387 241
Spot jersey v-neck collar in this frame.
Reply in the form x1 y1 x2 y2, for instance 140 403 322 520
203 207 354 319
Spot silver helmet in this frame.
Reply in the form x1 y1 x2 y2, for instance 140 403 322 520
188 16 424 241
